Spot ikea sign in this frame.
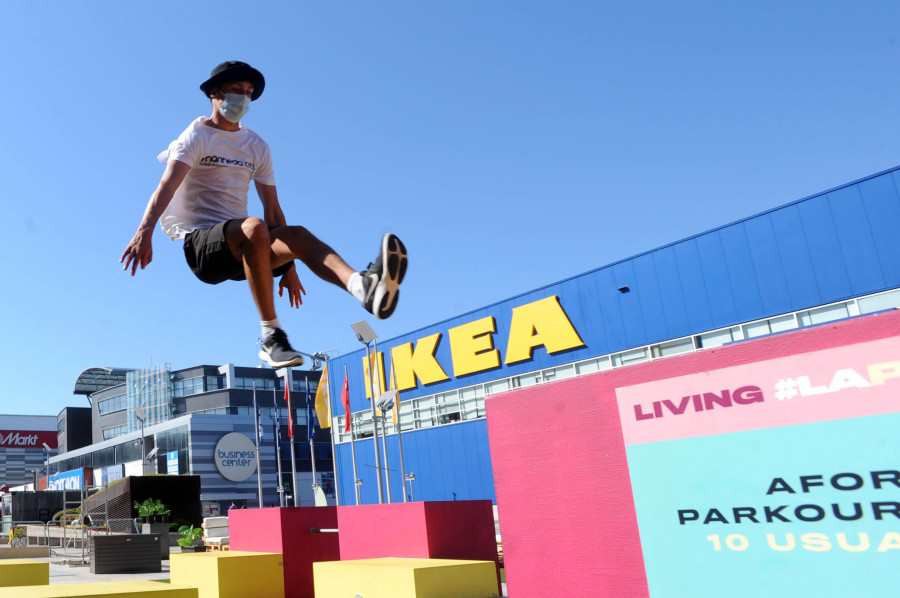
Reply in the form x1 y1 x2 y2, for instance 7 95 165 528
363 295 585 396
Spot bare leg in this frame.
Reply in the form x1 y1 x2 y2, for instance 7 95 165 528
269 225 356 289
225 218 279 321
226 219 356 321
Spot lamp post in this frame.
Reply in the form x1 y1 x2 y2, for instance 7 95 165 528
350 320 384 504
42 443 52 486
404 473 416 502
134 406 146 464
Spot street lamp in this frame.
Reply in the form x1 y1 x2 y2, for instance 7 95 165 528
134 407 146 464
42 443 52 485
404 473 416 502
350 320 385 504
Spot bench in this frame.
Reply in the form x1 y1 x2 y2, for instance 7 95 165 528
313 558 500 598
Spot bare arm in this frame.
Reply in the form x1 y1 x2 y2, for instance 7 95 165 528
120 160 192 276
255 181 306 308
256 180 287 227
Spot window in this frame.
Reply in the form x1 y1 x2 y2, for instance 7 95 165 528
859 289 900 314
798 303 850 327
101 424 128 440
459 386 484 421
652 338 694 358
173 377 205 398
613 347 649 367
543 364 575 382
697 327 739 349
98 394 127 415
234 377 275 390
575 356 612 374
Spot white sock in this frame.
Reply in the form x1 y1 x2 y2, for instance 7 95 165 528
261 319 282 338
347 271 365 301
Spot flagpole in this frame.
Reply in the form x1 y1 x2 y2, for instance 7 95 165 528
273 387 284 507
328 408 339 507
252 381 263 508
374 348 393 503
380 411 392 503
287 369 298 508
306 375 318 503
391 368 409 503
346 364 361 505
365 340 385 504
322 361 340 507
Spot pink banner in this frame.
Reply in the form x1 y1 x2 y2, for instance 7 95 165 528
616 336 900 445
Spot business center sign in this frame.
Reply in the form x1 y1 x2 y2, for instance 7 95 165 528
213 433 258 482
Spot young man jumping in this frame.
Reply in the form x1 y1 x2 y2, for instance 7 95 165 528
121 61 408 368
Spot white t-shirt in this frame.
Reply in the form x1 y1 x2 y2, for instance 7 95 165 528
159 117 276 240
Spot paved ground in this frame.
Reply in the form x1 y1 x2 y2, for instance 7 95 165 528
40 547 173 585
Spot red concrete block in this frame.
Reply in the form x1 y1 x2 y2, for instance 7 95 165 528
229 507 339 598
337 501 500 581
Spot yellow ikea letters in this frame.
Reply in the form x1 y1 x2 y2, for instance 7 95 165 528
365 296 584 393
449 316 501 377
388 333 450 392
504 296 585 365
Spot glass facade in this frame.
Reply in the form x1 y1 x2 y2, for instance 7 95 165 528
127 365 173 431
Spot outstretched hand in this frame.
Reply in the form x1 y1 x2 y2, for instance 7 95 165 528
120 228 153 276
279 265 306 308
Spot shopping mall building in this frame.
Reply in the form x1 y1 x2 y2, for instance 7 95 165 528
1 364 328 513
324 165 900 505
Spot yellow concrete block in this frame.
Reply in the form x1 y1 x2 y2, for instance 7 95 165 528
313 558 500 598
0 559 49 587
170 551 284 598
1 580 196 597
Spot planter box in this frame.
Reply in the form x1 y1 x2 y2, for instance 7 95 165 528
142 523 171 560
91 534 162 574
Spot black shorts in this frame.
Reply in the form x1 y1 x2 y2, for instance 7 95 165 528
183 220 293 285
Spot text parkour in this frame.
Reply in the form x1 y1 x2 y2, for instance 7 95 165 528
678 470 900 526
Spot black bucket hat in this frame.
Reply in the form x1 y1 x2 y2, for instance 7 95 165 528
200 61 265 101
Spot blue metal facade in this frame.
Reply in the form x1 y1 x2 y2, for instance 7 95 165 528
327 165 900 505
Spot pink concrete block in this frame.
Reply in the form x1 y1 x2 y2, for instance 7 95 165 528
229 507 339 598
337 501 500 579
486 310 900 598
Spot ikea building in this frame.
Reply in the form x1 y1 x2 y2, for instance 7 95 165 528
323 165 900 506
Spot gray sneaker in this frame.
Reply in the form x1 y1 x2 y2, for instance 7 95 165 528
259 329 305 368
361 233 408 320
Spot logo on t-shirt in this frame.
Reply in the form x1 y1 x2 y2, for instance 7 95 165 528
199 154 256 173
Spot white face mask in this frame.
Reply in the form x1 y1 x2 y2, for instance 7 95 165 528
218 93 251 123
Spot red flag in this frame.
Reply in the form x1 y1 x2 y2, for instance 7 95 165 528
285 375 293 439
342 374 351 433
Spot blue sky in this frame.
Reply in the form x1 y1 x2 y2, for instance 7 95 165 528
3 1 900 416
